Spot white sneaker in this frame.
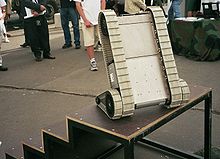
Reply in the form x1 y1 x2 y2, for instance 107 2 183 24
90 60 98 71
4 37 10 43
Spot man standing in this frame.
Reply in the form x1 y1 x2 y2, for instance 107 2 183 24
168 0 181 20
0 0 8 71
74 0 105 71
13 0 31 48
125 0 146 14
60 0 80 49
21 0 55 62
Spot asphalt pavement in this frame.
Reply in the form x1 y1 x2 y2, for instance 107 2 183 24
0 24 220 159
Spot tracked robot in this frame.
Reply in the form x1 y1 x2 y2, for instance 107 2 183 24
96 7 190 120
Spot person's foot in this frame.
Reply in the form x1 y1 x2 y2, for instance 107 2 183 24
0 66 8 71
75 44 81 49
4 37 10 43
43 55 56 59
35 57 43 62
62 44 72 49
20 43 30 48
90 59 98 71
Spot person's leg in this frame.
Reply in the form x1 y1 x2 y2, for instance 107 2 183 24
94 26 102 52
24 20 31 45
20 20 31 47
60 8 72 48
26 18 42 61
87 45 98 71
2 23 9 43
0 55 2 66
39 16 55 59
87 46 95 59
82 24 97 71
0 55 8 71
69 8 81 48
0 26 8 71
172 0 181 18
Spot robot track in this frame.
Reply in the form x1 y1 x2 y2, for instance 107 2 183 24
97 8 190 119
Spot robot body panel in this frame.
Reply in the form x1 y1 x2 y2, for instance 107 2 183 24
96 7 190 119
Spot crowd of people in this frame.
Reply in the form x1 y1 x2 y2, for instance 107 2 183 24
0 0 212 72
0 0 106 72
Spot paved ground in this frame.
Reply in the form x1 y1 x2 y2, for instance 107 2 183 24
0 25 220 159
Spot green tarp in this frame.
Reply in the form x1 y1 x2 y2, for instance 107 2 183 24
168 19 220 61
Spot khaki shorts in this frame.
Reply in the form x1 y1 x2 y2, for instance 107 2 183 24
82 23 99 47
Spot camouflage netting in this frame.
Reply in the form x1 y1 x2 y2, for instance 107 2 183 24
168 19 220 61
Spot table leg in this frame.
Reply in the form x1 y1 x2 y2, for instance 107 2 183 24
204 91 212 159
124 140 134 159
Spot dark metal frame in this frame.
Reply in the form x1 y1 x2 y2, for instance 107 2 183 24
70 89 212 159
137 91 213 159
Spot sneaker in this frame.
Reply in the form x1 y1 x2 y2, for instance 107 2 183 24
75 44 81 49
35 56 43 62
0 66 8 71
4 37 10 43
62 44 72 49
90 60 98 71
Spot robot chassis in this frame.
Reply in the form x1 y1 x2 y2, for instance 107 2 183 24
96 7 190 120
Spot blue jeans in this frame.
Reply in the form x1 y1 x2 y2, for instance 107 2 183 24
168 0 181 20
60 7 80 46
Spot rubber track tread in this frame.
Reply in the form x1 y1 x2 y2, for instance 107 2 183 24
147 7 190 107
107 89 123 119
99 10 135 118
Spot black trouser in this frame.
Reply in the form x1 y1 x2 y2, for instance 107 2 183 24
25 15 51 58
23 20 31 45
